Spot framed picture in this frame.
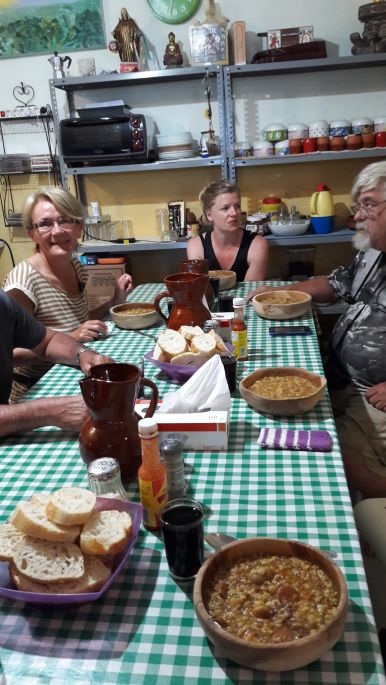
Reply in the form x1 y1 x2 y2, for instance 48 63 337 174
267 30 281 50
0 0 105 59
189 22 228 66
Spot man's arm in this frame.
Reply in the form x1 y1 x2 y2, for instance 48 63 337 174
0 395 88 437
246 276 337 303
33 328 113 375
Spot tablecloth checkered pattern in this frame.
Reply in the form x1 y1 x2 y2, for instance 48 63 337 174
0 282 385 685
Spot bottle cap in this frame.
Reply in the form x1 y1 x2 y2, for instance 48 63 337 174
233 297 244 307
138 417 158 437
87 457 120 481
159 438 183 458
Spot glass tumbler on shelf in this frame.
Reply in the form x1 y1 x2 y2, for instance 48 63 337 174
156 208 171 241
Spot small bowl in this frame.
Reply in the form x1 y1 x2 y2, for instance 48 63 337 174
268 221 309 237
110 302 161 330
193 536 348 671
239 366 326 416
208 270 237 290
252 290 311 320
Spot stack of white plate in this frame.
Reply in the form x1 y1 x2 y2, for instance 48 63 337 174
156 132 195 160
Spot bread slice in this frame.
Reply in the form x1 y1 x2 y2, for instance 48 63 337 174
170 351 205 367
80 509 132 556
190 333 217 357
30 493 50 506
10 555 110 594
0 522 26 561
208 329 228 355
12 538 84 584
153 341 167 362
179 325 204 341
46 487 96 526
158 330 188 361
10 500 81 542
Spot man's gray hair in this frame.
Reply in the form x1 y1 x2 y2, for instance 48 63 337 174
352 161 386 201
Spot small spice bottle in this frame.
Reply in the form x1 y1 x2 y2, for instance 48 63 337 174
231 297 248 361
159 438 186 500
218 318 232 343
87 457 129 501
202 319 220 335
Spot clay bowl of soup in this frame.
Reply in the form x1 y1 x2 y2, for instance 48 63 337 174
239 367 326 416
209 270 237 291
193 536 348 672
252 290 311 320
110 302 161 330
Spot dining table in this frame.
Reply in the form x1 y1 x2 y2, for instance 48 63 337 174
0 280 385 685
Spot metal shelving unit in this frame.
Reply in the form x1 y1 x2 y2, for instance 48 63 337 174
224 54 386 181
49 66 227 206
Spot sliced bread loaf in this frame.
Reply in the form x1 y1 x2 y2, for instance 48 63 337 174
158 330 188 361
80 509 132 556
208 329 228 354
12 538 84 584
190 333 217 357
170 351 205 367
179 325 204 341
11 500 81 542
46 487 96 526
0 522 26 561
10 555 110 594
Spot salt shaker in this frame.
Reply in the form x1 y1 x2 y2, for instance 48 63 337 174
159 438 186 500
87 457 129 501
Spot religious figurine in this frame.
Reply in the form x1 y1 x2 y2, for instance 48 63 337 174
163 32 183 68
350 1 386 54
109 8 142 71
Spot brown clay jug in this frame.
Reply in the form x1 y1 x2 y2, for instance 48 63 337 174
154 272 211 330
179 258 215 310
79 363 158 483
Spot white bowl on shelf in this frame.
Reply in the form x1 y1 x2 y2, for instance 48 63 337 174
268 221 309 236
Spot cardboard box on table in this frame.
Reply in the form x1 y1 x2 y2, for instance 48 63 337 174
136 400 229 451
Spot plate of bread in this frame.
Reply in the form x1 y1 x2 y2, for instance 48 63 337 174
0 487 142 605
144 325 233 382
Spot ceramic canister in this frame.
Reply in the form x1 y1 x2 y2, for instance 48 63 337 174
252 139 274 157
288 122 308 140
374 116 386 132
329 119 351 137
309 119 329 138
352 117 373 134
275 139 289 156
261 123 288 142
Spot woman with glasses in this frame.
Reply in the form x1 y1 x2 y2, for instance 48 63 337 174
3 187 132 401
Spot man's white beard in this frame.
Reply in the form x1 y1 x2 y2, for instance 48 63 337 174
353 227 371 251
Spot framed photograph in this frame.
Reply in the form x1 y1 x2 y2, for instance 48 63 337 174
189 22 228 66
0 0 105 59
267 30 281 50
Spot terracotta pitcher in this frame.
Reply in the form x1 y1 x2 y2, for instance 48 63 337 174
154 272 211 330
79 363 158 483
179 258 215 310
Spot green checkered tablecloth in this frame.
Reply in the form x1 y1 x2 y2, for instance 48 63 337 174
0 282 385 685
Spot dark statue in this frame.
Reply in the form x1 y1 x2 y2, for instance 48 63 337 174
110 8 141 63
163 32 183 68
350 1 386 55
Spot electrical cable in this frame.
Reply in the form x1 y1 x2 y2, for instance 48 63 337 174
0 237 15 268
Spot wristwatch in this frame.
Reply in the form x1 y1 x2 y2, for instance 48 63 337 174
75 345 89 367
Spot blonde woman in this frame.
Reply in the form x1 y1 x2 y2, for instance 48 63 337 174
3 187 132 401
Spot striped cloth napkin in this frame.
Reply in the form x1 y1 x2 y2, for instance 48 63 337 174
258 428 332 452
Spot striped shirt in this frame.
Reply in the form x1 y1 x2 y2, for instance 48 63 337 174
3 257 89 401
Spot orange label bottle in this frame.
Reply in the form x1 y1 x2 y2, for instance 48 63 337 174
231 297 248 361
138 417 167 531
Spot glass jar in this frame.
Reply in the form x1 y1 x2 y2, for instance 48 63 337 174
87 457 129 501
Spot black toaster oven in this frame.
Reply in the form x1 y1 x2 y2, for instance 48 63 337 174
60 114 156 166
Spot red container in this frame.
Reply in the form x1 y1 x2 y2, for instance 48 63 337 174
375 131 386 147
302 137 317 153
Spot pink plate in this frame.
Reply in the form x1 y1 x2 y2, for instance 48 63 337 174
0 498 142 606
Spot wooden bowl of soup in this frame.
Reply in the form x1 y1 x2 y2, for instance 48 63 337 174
209 270 237 291
110 302 161 330
239 366 326 415
252 290 311 320
193 536 348 672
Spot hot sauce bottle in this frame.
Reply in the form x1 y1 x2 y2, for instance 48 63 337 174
231 297 248 361
138 417 167 531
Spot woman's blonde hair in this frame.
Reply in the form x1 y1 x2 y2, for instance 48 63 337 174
199 180 239 218
23 186 84 232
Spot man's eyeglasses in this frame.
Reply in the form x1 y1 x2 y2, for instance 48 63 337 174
351 200 386 217
31 217 79 232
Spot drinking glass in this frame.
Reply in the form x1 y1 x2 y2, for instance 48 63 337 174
160 498 204 581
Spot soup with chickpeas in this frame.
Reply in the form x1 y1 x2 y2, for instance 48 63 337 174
249 375 320 400
205 554 339 644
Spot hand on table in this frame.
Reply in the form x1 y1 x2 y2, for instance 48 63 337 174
112 274 133 305
73 319 109 342
79 350 115 376
53 395 89 431
366 382 386 412
246 284 276 302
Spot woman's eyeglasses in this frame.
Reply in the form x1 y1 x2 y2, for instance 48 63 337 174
351 200 386 217
31 217 79 232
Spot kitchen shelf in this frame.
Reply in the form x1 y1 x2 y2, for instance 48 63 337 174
67 156 222 176
52 66 222 91
233 147 386 169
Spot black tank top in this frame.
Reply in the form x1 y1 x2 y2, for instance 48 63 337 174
199 229 256 282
